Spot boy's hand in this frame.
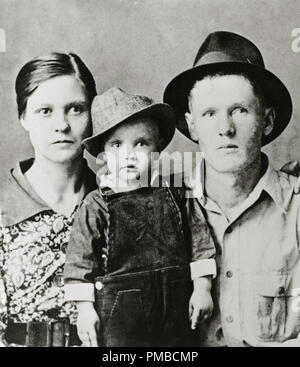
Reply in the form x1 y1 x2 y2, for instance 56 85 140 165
76 301 100 347
280 161 300 194
189 276 213 330
189 288 213 330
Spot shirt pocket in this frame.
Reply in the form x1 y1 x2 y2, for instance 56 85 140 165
256 273 295 342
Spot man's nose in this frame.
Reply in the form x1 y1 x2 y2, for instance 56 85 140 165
217 112 236 137
53 111 70 132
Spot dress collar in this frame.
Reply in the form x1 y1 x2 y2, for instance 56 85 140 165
0 158 97 226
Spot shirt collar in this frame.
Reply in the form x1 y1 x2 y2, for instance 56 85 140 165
184 153 288 213
0 158 97 227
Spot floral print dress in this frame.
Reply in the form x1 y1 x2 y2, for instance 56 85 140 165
0 159 96 332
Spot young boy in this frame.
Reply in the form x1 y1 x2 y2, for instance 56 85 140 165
64 87 216 347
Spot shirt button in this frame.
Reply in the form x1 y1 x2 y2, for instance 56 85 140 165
226 315 234 323
278 286 285 295
95 281 104 290
226 270 233 278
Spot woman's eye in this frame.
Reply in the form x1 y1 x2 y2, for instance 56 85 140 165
37 108 51 116
111 142 121 148
68 105 83 115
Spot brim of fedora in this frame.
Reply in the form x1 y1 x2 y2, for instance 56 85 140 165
163 61 293 146
82 103 176 157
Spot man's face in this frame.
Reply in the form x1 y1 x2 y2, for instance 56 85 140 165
185 74 273 173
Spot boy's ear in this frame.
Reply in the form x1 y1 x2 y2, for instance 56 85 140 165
262 107 275 137
184 112 199 141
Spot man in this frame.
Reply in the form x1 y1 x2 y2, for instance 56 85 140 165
164 31 300 346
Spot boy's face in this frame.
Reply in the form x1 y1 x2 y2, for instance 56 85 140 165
103 116 161 186
185 74 274 174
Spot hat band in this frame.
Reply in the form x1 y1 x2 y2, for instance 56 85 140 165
194 51 258 67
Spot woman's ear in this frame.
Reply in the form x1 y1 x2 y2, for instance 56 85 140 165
262 107 275 137
185 112 199 141
20 115 29 131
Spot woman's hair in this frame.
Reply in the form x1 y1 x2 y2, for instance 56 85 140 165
15 52 97 118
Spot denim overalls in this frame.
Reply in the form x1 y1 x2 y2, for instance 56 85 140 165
95 186 195 347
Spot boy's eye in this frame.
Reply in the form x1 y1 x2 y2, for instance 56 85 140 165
111 141 121 148
136 139 148 147
37 107 52 116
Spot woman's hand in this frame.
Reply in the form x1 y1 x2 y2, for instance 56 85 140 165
0 332 8 347
76 301 100 347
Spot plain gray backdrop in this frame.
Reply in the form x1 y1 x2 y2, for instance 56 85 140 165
0 0 299 177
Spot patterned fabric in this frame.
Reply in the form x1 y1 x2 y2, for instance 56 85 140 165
0 158 97 333
0 211 77 326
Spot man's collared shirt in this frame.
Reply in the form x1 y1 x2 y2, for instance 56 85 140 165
186 155 300 346
0 159 96 328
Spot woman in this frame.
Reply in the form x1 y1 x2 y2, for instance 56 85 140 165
0 52 97 346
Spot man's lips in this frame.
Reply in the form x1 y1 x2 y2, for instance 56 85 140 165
217 144 238 150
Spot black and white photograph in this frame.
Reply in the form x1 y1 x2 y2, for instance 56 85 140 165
0 0 300 353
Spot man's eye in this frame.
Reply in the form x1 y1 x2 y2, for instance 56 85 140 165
203 110 214 117
233 107 248 115
68 105 83 115
37 108 51 116
111 142 121 148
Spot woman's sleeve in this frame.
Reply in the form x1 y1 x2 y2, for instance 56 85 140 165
185 196 217 280
64 195 104 302
0 227 8 337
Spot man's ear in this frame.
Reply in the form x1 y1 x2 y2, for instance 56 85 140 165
185 112 199 141
262 107 275 137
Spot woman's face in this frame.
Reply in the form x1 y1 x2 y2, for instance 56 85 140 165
21 75 91 164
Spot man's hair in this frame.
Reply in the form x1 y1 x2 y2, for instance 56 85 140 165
188 70 267 113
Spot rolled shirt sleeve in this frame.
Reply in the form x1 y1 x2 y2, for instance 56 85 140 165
64 191 106 302
185 196 217 279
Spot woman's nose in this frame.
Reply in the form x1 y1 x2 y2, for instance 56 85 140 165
53 111 70 132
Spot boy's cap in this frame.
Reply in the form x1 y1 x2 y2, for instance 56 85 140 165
83 87 176 156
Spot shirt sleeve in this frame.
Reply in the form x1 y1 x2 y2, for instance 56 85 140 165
185 195 217 279
64 193 105 302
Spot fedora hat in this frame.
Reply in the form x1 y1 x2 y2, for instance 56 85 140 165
83 87 176 156
163 31 292 146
